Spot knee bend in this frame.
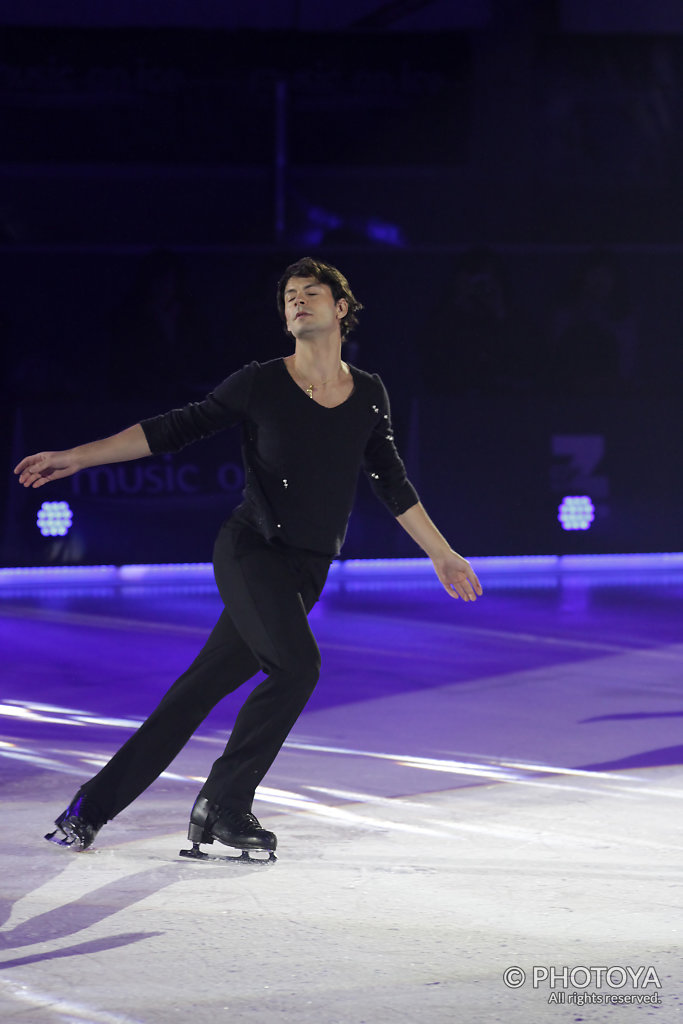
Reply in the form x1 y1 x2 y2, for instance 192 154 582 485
277 652 321 696
297 656 321 695
303 657 321 694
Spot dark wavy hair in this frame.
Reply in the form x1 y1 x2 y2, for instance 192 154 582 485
276 257 363 338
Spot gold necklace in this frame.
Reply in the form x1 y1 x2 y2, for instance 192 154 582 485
302 376 329 399
294 362 342 399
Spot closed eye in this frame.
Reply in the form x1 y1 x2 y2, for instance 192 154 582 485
285 285 321 301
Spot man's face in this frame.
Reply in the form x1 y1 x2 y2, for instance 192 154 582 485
283 276 346 338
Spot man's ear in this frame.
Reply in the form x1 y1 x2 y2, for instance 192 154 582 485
337 298 349 320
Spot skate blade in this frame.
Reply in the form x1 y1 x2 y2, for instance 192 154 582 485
44 826 93 851
179 844 276 865
45 828 77 848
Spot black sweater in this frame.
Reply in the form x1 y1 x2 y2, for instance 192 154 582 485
140 358 419 557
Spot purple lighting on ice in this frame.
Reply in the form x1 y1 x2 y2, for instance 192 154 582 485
37 501 73 537
558 495 595 531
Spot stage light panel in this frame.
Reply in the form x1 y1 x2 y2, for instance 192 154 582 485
558 495 595 531
37 501 73 537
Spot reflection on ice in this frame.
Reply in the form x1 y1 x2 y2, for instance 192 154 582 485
0 700 143 730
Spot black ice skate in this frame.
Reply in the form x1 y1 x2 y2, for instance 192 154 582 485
180 796 277 864
45 793 104 851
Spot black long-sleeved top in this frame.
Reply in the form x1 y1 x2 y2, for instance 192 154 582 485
140 358 419 557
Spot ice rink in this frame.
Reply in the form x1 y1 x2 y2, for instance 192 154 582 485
1 556 681 1023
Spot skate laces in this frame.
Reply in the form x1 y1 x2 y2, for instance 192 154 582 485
237 811 261 828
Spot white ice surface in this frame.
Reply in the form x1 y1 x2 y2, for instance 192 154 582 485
1 759 681 1023
2 569 682 1022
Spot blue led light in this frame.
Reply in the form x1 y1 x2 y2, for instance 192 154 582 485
558 495 595 531
37 501 73 537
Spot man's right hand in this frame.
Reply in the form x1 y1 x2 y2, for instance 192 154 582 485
14 451 81 488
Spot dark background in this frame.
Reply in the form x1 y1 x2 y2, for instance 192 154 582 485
2 0 681 564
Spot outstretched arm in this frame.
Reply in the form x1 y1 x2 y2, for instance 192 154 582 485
396 502 483 602
14 424 151 489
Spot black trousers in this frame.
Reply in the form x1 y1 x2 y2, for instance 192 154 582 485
80 518 331 821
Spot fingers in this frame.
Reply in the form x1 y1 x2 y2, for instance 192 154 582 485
441 579 470 601
15 458 39 487
13 456 35 477
16 470 46 488
25 474 56 488
14 454 59 488
433 551 484 604
441 570 483 602
14 454 45 473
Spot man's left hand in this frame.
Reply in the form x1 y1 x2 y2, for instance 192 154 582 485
433 552 483 602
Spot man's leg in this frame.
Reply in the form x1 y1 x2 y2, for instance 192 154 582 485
198 522 330 812
78 607 260 823
52 519 328 851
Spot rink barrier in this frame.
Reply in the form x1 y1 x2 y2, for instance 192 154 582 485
1 552 683 587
